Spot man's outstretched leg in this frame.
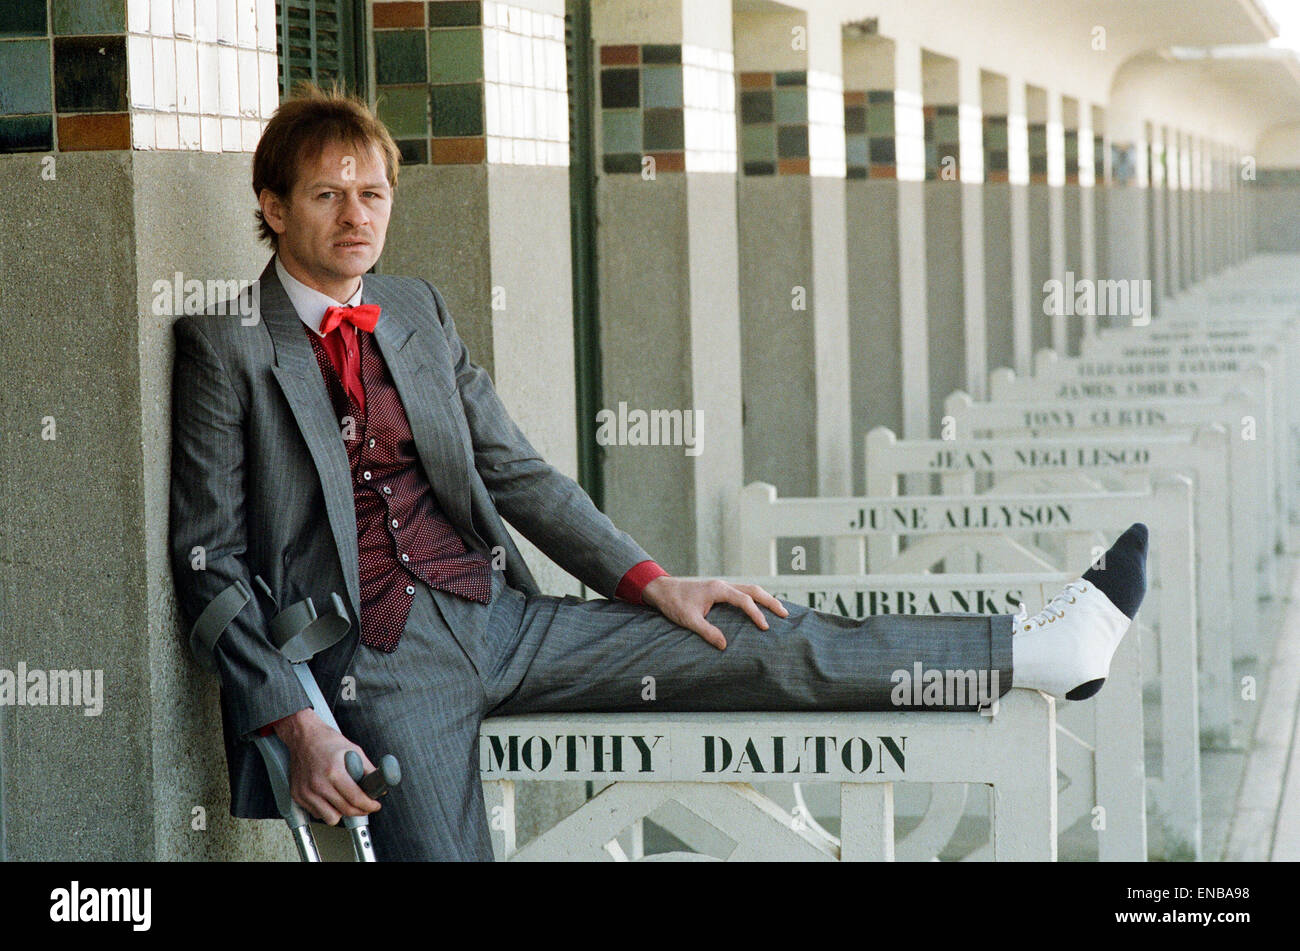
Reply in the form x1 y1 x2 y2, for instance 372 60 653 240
485 524 1149 717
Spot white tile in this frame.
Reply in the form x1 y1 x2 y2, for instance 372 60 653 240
175 39 199 112
179 113 202 148
497 31 511 85
507 5 521 34
547 140 566 166
217 0 238 45
200 115 220 151
151 0 173 36
520 34 535 87
259 50 277 117
512 84 525 139
221 116 241 150
518 138 535 166
128 0 150 34
155 112 180 149
486 134 500 163
483 27 498 80
518 8 532 38
195 0 218 42
237 0 257 49
238 47 259 117
131 112 155 149
218 45 239 115
550 89 565 142
128 35 154 108
241 118 261 151
197 42 219 115
498 76 512 132
484 81 499 135
173 0 194 37
256 0 276 51
152 37 177 111
482 1 498 28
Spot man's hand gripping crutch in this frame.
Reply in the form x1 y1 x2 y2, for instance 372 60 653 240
188 576 401 861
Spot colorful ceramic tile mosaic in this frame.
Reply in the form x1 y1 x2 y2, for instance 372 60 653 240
923 103 959 180
843 89 896 180
983 114 1008 183
372 0 567 167
597 40 734 174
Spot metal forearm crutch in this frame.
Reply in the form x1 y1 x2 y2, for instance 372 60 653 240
189 577 402 862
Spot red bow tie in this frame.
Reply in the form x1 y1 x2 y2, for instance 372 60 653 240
321 303 381 335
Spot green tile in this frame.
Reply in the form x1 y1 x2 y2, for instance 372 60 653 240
427 1 481 27
375 29 427 85
866 106 894 135
0 0 46 36
777 124 808 159
376 85 429 139
641 65 681 109
774 70 805 87
0 113 52 151
603 153 642 174
741 123 774 161
0 40 52 114
641 44 680 65
427 27 481 84
642 107 682 150
845 134 868 166
601 109 640 153
773 87 806 124
933 115 958 141
54 35 126 112
52 0 125 35
430 82 482 136
397 138 429 164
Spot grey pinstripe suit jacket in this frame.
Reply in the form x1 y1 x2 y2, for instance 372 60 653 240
169 258 653 819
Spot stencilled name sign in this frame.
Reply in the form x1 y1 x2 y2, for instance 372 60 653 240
769 583 1028 617
478 724 909 780
844 500 1074 531
919 444 1154 470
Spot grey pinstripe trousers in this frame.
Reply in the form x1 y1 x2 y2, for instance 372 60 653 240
333 571 1014 861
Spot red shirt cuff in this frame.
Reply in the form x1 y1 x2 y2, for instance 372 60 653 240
615 560 669 604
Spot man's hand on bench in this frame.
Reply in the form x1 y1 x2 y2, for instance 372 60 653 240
641 577 790 651
272 709 383 825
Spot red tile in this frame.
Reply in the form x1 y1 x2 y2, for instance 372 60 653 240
600 45 639 65
648 150 684 172
739 72 772 89
373 2 425 28
57 113 130 151
777 157 809 175
431 136 486 164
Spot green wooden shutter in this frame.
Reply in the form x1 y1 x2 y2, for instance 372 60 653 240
277 0 367 99
565 0 604 507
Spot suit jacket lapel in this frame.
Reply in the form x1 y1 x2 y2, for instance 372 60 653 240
259 260 364 618
362 278 477 545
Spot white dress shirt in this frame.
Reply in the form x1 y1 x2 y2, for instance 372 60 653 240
274 255 364 337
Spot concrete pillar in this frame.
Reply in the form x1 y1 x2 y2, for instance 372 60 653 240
0 0 293 862
957 60 987 395
588 0 744 576
1179 131 1195 288
1105 133 1150 309
922 51 966 425
844 37 902 491
1076 103 1098 344
1189 135 1204 282
894 39 930 435
1164 127 1183 296
981 72 1015 377
734 5 852 523
1007 78 1032 376
1045 90 1067 355
1146 124 1167 314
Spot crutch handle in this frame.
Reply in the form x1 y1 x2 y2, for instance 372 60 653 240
345 750 402 799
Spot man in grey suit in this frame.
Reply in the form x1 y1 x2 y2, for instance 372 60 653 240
170 86 1147 860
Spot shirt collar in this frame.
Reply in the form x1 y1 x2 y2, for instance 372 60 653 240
274 256 364 337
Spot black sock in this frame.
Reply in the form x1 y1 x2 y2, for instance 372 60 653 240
1082 523 1148 620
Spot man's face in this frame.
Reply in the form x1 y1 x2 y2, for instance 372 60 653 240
260 138 393 295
